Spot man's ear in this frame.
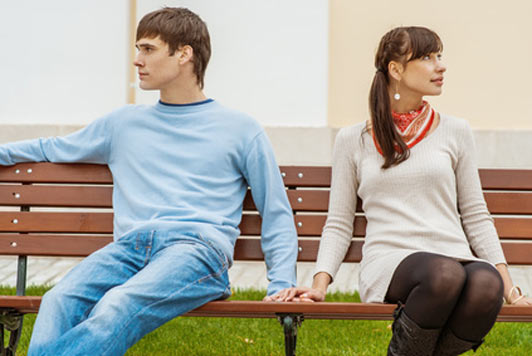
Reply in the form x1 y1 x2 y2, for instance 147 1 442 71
388 60 404 81
176 45 193 65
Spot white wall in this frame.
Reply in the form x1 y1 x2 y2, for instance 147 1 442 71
0 1 328 128
135 0 329 127
0 0 129 125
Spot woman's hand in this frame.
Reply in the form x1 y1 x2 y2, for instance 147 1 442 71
509 295 532 306
263 287 326 302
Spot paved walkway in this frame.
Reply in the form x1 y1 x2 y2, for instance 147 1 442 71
1 257 530 296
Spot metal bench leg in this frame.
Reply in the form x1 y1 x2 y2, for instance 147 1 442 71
1 323 5 356
278 314 304 356
0 312 23 356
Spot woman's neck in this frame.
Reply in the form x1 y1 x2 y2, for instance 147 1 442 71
388 86 424 113
391 96 424 113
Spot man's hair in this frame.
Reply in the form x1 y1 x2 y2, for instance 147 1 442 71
137 7 211 89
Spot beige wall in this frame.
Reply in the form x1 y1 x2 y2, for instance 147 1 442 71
328 0 532 129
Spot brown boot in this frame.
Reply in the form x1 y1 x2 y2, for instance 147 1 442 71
387 304 441 356
433 328 484 355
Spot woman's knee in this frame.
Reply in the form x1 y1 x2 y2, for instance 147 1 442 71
463 263 504 308
422 258 466 298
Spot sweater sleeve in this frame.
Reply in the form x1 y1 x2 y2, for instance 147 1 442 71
314 128 359 281
456 121 506 265
0 115 112 166
242 131 298 296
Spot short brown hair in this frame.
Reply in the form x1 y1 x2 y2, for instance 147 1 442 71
137 7 211 89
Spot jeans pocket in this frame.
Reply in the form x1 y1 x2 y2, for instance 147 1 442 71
196 233 228 269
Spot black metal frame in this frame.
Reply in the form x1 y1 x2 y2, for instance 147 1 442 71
277 313 304 356
0 309 23 356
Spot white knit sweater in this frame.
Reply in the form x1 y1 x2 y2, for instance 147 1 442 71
314 115 507 303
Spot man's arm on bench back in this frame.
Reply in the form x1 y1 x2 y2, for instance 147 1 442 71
0 114 112 166
242 130 298 297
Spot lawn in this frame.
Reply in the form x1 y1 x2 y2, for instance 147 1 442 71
2 286 531 355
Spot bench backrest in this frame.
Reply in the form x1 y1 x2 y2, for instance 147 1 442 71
1 163 532 265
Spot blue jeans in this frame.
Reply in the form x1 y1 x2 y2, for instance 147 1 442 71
27 230 231 356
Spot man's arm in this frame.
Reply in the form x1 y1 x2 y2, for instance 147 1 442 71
0 115 111 166
242 131 298 296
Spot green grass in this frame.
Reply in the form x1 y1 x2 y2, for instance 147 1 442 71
2 286 531 355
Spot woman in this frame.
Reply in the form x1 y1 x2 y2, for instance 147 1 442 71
273 27 532 355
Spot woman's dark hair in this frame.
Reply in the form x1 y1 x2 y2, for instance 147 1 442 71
369 27 442 169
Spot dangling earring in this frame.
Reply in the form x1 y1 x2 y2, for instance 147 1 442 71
394 83 400 101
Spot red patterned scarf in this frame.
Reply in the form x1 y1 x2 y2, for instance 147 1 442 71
373 101 435 155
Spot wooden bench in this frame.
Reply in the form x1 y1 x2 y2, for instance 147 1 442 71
1 163 531 356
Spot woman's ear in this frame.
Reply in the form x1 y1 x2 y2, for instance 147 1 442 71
388 60 404 81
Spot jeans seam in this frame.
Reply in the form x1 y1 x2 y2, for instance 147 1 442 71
196 233 228 269
98 263 228 356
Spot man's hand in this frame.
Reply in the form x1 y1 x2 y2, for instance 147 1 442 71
262 287 326 302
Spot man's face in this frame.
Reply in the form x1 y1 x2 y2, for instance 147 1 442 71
134 37 182 90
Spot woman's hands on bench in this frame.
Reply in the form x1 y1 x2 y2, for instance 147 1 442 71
263 287 326 302
263 271 332 302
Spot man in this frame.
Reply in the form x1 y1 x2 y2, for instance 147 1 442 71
0 7 297 355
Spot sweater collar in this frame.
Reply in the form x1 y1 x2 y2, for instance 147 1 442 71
155 99 216 113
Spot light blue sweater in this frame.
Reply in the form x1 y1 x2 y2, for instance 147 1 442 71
0 99 298 295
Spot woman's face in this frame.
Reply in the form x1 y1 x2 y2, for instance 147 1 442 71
398 52 446 98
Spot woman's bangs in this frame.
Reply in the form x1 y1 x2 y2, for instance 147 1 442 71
407 28 443 61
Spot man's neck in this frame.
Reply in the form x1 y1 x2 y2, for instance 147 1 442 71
159 85 207 105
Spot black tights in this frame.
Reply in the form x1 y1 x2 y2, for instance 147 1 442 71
385 252 504 342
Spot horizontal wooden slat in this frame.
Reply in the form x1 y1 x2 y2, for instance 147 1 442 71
280 166 331 187
1 164 531 191
479 169 532 190
484 192 532 214
246 214 532 240
2 233 530 264
493 218 532 239
0 185 113 207
0 296 41 314
294 215 367 237
212 239 361 263
235 239 532 264
501 242 532 265
0 234 112 256
241 215 364 237
239 215 262 235
0 163 112 184
188 301 532 322
2 212 530 242
279 167 532 191
189 301 397 320
0 212 113 233
0 235 267 259
0 213 267 237
1 297 530 322
298 239 364 262
244 190 332 212
234 239 363 262
287 190 329 211
293 215 326 236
